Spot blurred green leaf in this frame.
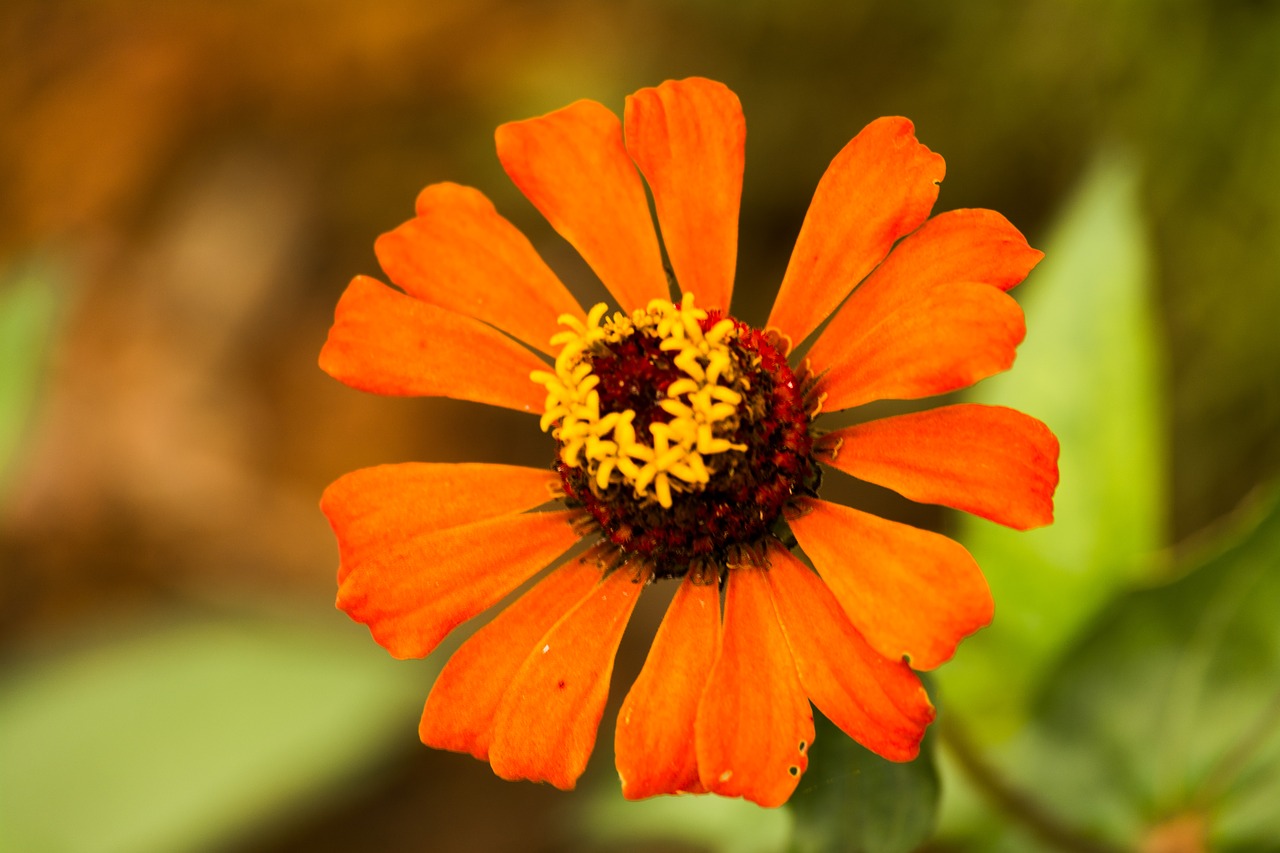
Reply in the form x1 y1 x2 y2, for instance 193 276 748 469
939 153 1167 734
0 615 429 853
788 714 938 853
0 256 65 491
992 484 1280 851
581 785 792 853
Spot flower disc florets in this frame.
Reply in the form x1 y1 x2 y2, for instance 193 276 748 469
532 294 815 577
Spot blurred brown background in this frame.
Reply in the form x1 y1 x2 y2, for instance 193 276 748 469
2 2 1278 851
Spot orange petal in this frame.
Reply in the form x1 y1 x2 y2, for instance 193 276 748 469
811 280 1025 411
488 562 652 790
767 117 945 347
374 183 584 356
786 499 992 671
496 99 668 311
870 207 1044 296
321 462 561 584
695 564 813 807
335 509 580 659
419 546 605 759
807 206 1040 389
319 275 548 413
819 404 1059 530
624 77 744 312
616 572 720 799
765 540 935 758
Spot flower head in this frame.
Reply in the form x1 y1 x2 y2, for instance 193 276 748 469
319 77 1059 807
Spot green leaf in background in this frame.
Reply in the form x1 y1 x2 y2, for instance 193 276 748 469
938 152 1167 734
788 714 939 853
0 615 429 853
990 484 1280 851
579 784 793 853
0 255 65 493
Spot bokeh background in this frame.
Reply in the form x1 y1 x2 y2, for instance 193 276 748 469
2 2 1278 851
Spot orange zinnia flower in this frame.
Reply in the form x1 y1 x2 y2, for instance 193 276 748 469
319 77 1058 808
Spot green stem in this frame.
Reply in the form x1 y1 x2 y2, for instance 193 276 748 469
937 714 1126 853
1195 684 1280 808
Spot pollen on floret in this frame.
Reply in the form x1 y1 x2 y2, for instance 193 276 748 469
532 294 817 576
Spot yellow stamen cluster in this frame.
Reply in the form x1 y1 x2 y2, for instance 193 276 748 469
531 293 746 509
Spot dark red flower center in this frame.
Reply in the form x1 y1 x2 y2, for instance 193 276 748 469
555 312 816 577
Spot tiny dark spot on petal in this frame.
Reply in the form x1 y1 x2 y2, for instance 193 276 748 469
788 765 799 777
557 679 566 690
798 741 807 753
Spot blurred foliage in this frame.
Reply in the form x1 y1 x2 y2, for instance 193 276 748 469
2 1 1279 851
788 717 939 853
940 152 1166 735
991 485 1280 852
932 152 1280 852
580 788 792 853
0 257 64 494
0 615 430 853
